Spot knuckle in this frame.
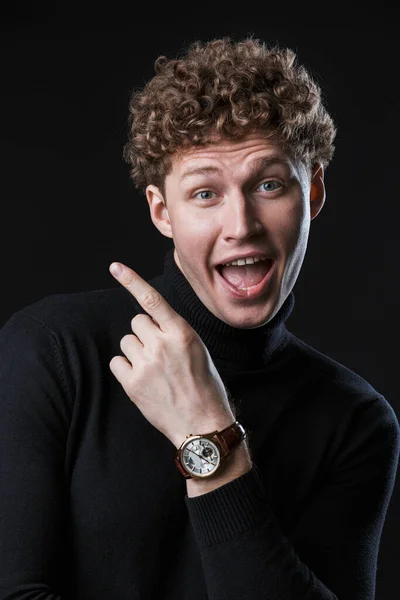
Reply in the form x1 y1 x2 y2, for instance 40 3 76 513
121 271 136 286
178 327 195 346
140 291 162 310
120 333 131 348
131 313 146 328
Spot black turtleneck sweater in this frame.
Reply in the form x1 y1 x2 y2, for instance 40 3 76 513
0 247 399 600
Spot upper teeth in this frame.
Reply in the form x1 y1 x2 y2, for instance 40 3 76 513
222 256 267 267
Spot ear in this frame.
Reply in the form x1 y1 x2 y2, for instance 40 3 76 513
310 163 326 220
145 185 174 239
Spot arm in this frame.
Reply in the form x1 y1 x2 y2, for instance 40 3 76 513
185 397 400 600
0 311 71 599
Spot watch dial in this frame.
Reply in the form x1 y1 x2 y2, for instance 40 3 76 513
182 438 220 477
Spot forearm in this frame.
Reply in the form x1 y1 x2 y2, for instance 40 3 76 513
185 466 339 600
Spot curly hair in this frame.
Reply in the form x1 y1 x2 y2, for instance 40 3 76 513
123 37 336 195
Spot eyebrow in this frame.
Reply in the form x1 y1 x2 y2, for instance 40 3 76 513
179 155 291 182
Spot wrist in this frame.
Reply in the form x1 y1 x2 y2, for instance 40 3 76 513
186 442 252 497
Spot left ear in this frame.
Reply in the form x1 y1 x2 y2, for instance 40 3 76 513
310 163 326 220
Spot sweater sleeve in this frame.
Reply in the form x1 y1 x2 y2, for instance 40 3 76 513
184 396 400 600
0 311 71 600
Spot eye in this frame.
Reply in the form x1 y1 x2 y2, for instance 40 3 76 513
257 180 282 192
194 190 216 200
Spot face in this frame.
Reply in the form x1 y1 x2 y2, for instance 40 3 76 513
146 133 325 329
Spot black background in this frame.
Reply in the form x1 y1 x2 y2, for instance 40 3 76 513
1 6 398 598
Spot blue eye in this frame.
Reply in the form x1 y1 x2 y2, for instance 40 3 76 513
195 190 215 200
258 181 281 192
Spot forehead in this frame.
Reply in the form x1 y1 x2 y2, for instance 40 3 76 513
170 133 297 178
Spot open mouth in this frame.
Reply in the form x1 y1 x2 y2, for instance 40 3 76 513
215 258 273 284
215 259 275 299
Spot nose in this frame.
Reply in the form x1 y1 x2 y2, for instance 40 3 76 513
221 191 264 241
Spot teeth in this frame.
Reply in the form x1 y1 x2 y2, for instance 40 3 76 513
223 256 267 267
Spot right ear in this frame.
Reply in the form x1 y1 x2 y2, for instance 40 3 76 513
309 163 326 221
145 184 174 239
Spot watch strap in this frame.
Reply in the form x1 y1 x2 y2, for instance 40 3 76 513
210 420 246 458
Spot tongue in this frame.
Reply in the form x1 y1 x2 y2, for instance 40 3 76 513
220 261 271 288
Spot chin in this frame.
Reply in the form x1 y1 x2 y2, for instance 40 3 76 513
219 310 273 330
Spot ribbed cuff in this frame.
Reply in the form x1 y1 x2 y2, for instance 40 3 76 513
184 464 270 548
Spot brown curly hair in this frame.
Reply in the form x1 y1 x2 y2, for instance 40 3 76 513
123 37 336 196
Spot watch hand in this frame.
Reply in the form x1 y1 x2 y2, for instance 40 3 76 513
188 448 213 465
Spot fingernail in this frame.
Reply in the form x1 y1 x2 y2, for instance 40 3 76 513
110 263 122 277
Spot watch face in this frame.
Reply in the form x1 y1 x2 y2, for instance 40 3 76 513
181 437 221 478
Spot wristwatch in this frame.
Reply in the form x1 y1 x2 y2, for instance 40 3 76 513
175 420 247 479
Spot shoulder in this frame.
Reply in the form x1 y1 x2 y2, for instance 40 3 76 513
1 273 165 372
286 332 382 399
285 332 400 445
1 283 147 343
281 333 400 478
0 285 150 407
0 285 143 393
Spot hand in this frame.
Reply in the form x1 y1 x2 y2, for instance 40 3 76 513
108 261 236 448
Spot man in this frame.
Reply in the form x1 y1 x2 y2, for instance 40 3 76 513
0 37 398 600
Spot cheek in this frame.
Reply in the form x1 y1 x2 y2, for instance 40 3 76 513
272 200 308 248
172 211 217 243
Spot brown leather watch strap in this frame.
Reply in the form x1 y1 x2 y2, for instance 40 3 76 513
174 455 191 478
211 420 246 458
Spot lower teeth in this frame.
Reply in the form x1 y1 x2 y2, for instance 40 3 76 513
238 283 259 290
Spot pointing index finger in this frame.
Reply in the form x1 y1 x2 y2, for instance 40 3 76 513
109 262 177 326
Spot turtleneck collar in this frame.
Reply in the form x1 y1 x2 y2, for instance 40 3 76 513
146 247 295 370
